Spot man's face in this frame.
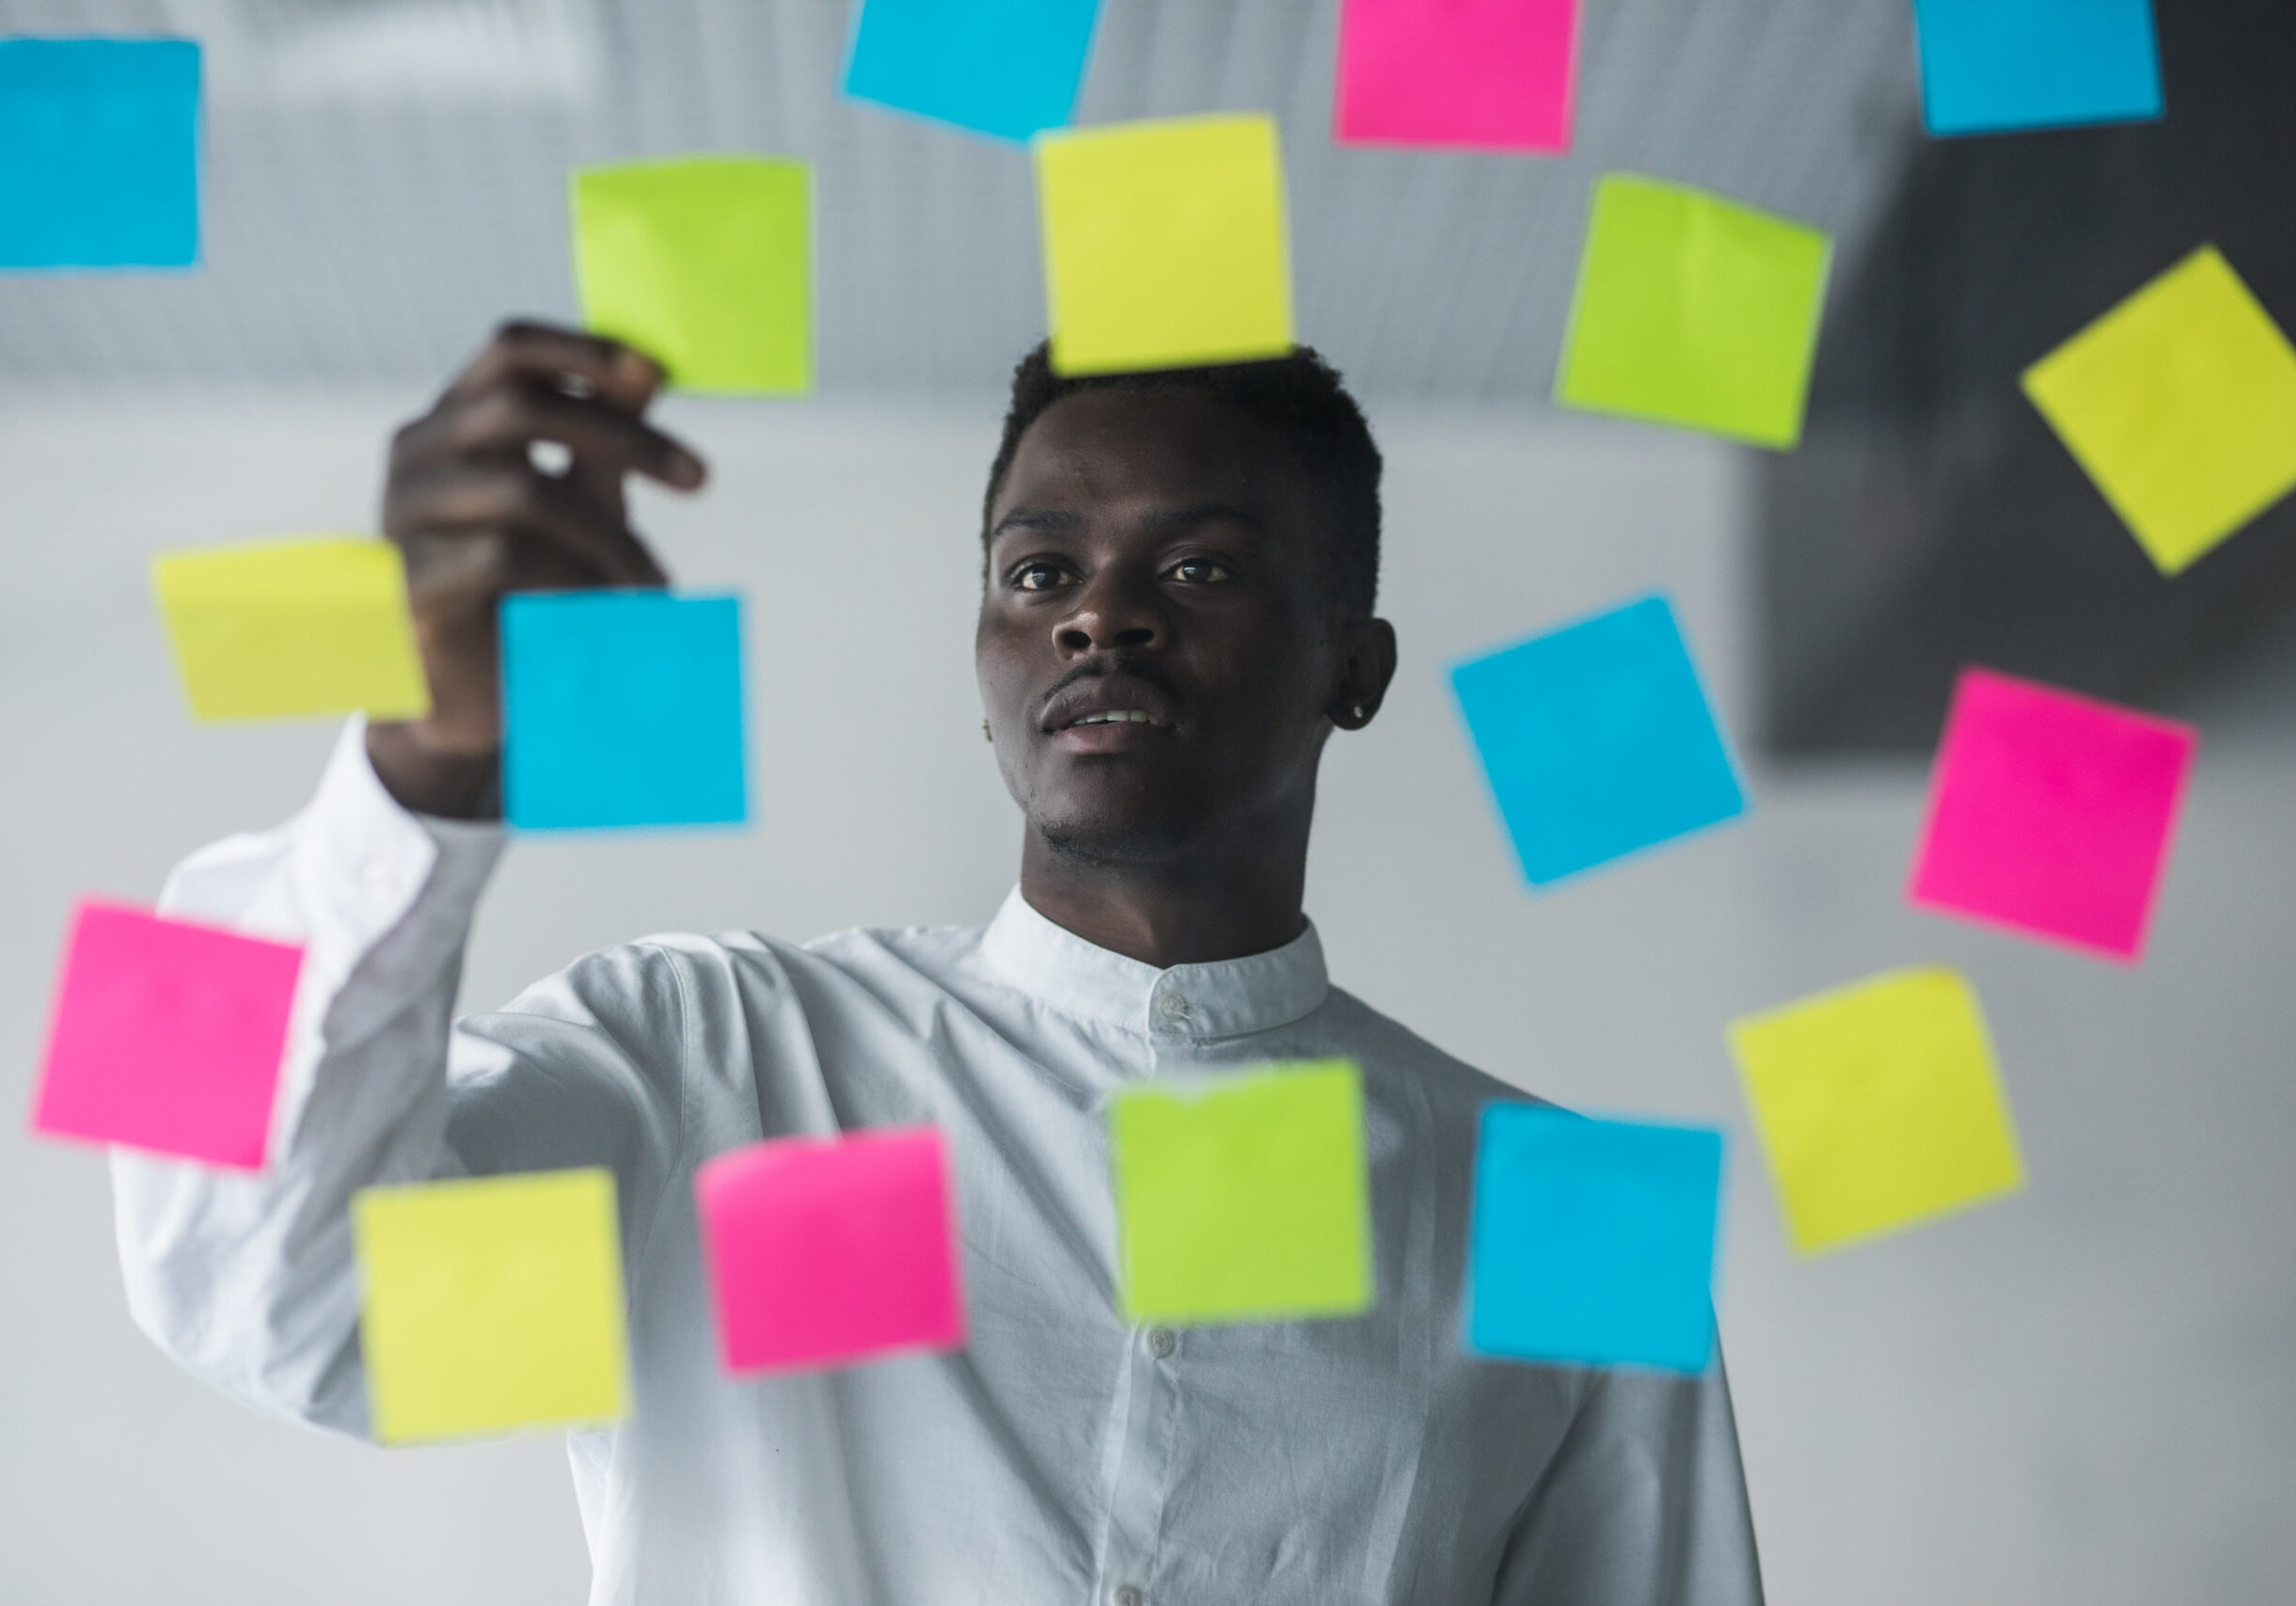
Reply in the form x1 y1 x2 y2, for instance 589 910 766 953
976 387 1370 865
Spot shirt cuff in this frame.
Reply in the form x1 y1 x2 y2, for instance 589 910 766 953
284 715 501 1011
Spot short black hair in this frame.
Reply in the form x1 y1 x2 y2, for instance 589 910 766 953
983 342 1383 618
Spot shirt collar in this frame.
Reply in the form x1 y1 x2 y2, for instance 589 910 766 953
978 886 1329 1041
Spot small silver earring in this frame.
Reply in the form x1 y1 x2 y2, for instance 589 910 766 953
1350 703 1370 723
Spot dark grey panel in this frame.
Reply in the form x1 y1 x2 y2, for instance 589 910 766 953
1757 0 2296 752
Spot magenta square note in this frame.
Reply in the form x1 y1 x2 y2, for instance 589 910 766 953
696 1125 966 1375
1336 0 1579 151
1908 668 2197 962
31 900 303 1169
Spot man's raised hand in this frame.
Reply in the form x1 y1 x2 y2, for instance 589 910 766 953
366 321 707 818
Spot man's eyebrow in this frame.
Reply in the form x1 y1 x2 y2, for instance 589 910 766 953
989 507 1083 538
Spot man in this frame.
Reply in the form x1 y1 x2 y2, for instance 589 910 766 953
115 322 1762 1604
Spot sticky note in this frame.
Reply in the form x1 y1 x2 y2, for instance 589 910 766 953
1112 1060 1372 1326
1912 0 2161 137
0 38 200 269
844 0 1102 143
150 536 431 723
499 591 748 832
1035 114 1293 376
571 156 811 395
30 900 301 1169
1451 593 1744 887
2022 246 2296 575
1335 0 1578 152
1555 175 1832 449
353 1169 629 1444
696 1126 965 1375
1729 968 2024 1255
1467 1106 1722 1373
1908 668 2195 962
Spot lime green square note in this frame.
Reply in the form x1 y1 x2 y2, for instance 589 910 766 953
572 156 812 395
2022 245 2296 575
1728 967 2024 1256
353 1169 630 1445
1111 1059 1372 1325
1556 174 1832 449
150 535 430 723
1035 113 1294 376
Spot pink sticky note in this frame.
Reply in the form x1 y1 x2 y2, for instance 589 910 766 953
1908 668 2197 962
30 900 303 1169
1336 0 1580 152
696 1125 965 1375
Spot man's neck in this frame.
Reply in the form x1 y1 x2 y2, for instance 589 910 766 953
1016 818 1310 969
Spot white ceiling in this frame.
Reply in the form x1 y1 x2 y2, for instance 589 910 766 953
0 0 1924 398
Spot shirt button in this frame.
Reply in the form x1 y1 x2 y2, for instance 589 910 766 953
1148 1328 1177 1360
1115 1587 1144 1606
1155 991 1190 1025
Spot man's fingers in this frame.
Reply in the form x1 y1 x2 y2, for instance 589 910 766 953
408 381 706 490
389 466 669 587
446 320 666 414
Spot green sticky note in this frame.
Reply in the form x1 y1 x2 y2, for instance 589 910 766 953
571 155 812 395
150 535 431 723
1034 113 1295 376
2022 245 2296 575
1728 967 2025 1256
1556 173 1832 449
353 1169 631 1444
1111 1060 1373 1325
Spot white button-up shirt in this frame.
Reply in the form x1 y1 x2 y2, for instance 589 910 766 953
114 723 1763 1605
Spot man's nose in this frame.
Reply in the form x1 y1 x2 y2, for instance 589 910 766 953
1055 568 1166 655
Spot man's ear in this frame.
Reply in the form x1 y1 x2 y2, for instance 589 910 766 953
1327 617 1399 730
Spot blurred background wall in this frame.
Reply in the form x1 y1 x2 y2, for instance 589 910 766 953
3 2 2293 1603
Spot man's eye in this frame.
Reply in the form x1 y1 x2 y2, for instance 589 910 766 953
1168 558 1233 583
1012 562 1068 592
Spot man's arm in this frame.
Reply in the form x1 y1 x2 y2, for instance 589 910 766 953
1494 1352 1765 1605
109 323 708 1437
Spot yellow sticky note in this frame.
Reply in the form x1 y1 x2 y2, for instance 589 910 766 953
571 155 812 395
353 1169 630 1445
1034 113 1294 375
1112 1060 1373 1326
1728 967 2023 1255
150 536 430 723
2022 245 2296 574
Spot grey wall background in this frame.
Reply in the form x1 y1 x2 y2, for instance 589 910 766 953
2 391 2292 1604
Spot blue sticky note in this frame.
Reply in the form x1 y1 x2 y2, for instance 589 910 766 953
1450 593 1744 887
0 38 200 269
501 592 748 832
1468 1105 1723 1373
1912 0 2162 137
843 0 1102 144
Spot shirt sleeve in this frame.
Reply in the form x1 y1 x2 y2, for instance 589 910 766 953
110 719 687 1441
1492 1346 1765 1605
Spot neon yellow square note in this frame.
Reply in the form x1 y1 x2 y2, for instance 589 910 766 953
1555 173 1832 449
150 535 430 723
353 1169 630 1445
572 156 812 395
1728 967 2024 1256
1111 1059 1372 1325
1034 113 1294 376
2022 245 2296 575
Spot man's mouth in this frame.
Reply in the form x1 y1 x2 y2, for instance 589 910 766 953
1038 671 1182 737
1037 672 1182 750
1063 709 1171 728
